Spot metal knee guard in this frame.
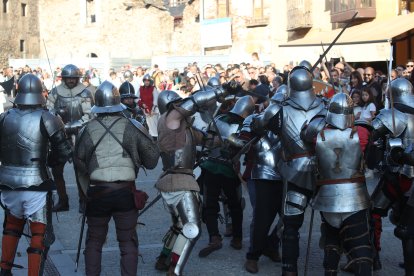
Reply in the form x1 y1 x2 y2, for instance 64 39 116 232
371 181 392 216
174 192 201 275
284 190 308 216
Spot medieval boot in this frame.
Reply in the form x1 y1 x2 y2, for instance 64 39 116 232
155 254 170 271
230 237 242 250
262 248 281 262
167 265 177 276
373 250 382 271
198 236 222 258
244 259 258 274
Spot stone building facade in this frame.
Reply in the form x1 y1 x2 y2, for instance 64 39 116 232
0 0 40 67
1 0 413 69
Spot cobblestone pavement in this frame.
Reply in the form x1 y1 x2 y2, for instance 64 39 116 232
0 159 406 275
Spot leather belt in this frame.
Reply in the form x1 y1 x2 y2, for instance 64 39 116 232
283 151 314 162
316 176 365 186
89 181 134 199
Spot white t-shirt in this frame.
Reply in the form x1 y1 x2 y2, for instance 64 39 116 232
359 103 376 121
353 106 362 117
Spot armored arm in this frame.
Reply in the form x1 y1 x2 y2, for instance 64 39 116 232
251 103 282 135
175 86 230 117
300 116 326 144
133 122 160 170
79 89 95 123
42 112 73 166
46 88 57 114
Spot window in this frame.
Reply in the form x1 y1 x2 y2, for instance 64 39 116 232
216 0 229 18
253 0 264 19
3 0 7 13
169 0 186 7
20 40 25 52
91 14 96 23
21 3 27 16
86 0 96 24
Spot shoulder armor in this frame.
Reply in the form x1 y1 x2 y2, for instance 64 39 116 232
302 116 326 143
354 119 374 131
41 110 65 137
241 114 254 133
80 89 95 103
374 109 407 137
128 118 153 141
263 103 282 125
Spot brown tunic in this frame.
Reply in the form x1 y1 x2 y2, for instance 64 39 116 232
155 112 204 192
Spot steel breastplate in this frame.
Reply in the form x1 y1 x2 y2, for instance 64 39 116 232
160 127 196 171
0 108 50 189
401 113 414 177
312 128 370 213
281 103 324 158
316 128 363 180
55 91 86 124
251 132 281 180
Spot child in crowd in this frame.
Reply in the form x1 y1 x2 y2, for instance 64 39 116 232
351 89 363 119
359 88 376 123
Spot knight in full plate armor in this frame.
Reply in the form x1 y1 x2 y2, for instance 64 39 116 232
74 81 159 276
0 74 72 276
302 93 372 275
250 64 326 275
119 81 147 128
46 64 94 212
197 95 255 258
154 85 236 276
369 78 414 275
243 85 287 273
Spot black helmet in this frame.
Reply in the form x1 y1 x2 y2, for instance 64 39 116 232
91 81 125 114
119 81 137 99
14 74 46 105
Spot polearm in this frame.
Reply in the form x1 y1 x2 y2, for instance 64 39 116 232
386 43 397 134
75 205 86 272
42 39 56 92
311 12 358 71
304 12 359 276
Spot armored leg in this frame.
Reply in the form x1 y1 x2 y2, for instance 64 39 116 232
172 192 201 276
402 239 414 276
51 163 69 212
281 185 309 274
27 222 46 276
113 209 139 276
340 210 372 276
321 220 341 276
0 214 25 272
394 204 414 275
84 216 111 276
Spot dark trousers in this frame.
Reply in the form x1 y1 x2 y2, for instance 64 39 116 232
282 183 312 273
85 187 138 276
202 169 243 238
246 179 283 260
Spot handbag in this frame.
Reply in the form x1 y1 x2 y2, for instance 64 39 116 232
131 186 149 210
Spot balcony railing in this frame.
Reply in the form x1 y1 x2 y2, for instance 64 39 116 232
331 0 376 23
287 0 312 31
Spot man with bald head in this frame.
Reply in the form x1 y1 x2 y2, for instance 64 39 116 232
363 66 383 108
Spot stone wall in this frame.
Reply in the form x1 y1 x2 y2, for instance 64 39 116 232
38 0 174 62
0 0 40 68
